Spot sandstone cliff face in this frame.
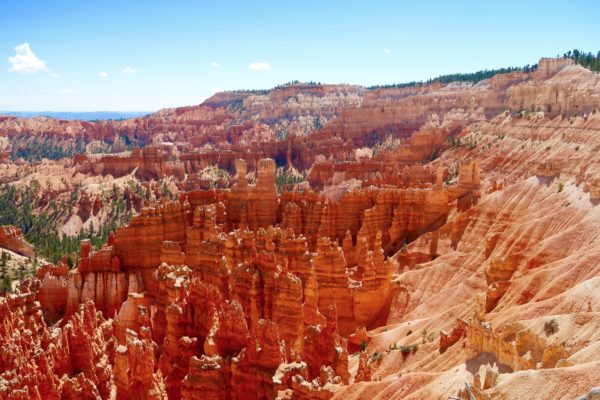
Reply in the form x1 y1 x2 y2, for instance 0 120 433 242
0 225 34 257
76 145 185 180
0 285 115 399
36 261 69 321
3 57 595 188
114 324 166 399
336 176 600 399
14 155 476 399
3 59 600 399
66 239 144 318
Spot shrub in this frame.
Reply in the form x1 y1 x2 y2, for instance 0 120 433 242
557 183 564 193
275 170 307 192
427 331 436 342
360 340 368 352
0 274 12 293
400 343 419 355
544 319 559 335
449 137 461 149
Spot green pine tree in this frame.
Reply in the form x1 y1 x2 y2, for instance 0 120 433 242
0 251 12 293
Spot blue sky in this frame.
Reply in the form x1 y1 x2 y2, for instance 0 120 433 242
1 0 598 111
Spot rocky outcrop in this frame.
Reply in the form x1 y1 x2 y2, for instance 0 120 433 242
0 289 116 399
113 201 188 293
0 225 34 257
61 154 474 344
114 326 166 400
303 306 349 384
230 319 286 399
5 57 600 400
1 57 598 185
66 239 144 318
76 145 185 180
36 261 69 322
181 355 229 400
465 314 573 372
439 318 467 353
353 351 373 383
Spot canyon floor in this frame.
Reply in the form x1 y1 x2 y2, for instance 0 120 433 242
1 57 600 400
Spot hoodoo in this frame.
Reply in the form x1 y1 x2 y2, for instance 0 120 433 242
2 44 600 399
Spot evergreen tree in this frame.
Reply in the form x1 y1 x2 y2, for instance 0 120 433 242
367 65 527 90
17 260 28 280
564 49 600 72
0 251 12 293
1 251 8 275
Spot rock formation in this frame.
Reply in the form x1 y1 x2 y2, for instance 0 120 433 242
2 58 600 399
0 285 115 399
0 225 34 257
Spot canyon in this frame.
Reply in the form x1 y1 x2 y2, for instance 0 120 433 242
1 57 600 399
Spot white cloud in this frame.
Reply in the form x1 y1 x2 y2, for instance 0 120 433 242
211 62 220 68
62 88 78 95
249 62 271 71
122 66 137 74
384 48 391 54
8 43 48 74
98 70 108 78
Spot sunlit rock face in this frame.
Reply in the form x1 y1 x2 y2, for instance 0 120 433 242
2 59 600 399
0 225 34 257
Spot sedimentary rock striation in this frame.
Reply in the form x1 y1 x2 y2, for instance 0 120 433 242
2 57 600 399
0 281 115 399
0 154 478 398
0 225 34 257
